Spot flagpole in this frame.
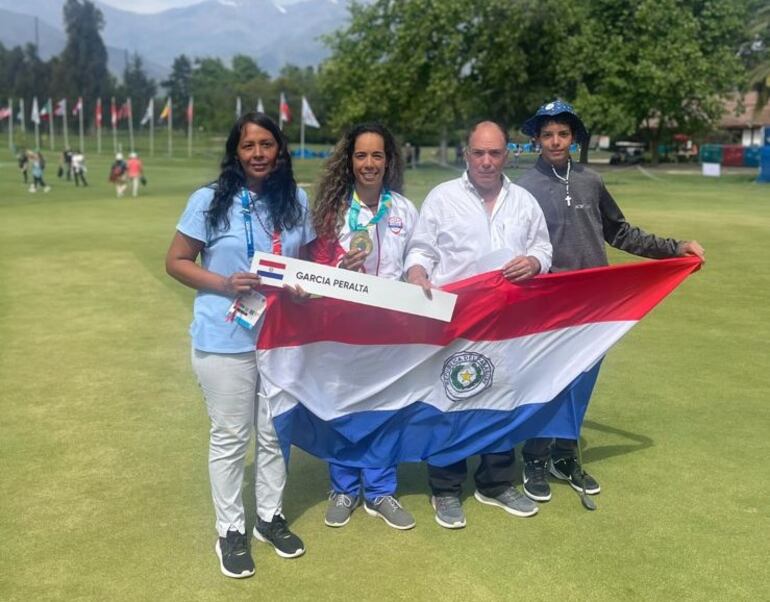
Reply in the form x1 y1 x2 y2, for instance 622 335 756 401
111 97 117 154
8 97 13 151
127 98 135 152
187 96 193 158
149 98 154 157
48 99 54 151
168 97 173 158
78 97 84 153
33 97 40 150
19 98 25 135
62 99 69 149
300 113 305 159
96 98 102 155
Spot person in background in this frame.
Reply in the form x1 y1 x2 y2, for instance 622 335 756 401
71 152 88 187
109 153 128 197
165 112 314 579
127 152 144 197
309 122 418 531
18 149 29 184
29 151 50 193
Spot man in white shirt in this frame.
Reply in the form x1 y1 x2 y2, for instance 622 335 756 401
405 121 552 529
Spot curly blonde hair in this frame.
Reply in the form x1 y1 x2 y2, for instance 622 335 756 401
313 123 404 240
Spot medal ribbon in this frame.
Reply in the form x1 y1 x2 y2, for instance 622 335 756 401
348 189 392 232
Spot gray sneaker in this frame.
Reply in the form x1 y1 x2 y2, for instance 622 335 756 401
474 486 539 517
364 495 416 530
324 491 358 527
430 495 466 529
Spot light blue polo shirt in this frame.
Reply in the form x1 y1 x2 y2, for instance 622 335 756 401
177 186 315 353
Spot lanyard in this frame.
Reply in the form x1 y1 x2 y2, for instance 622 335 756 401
348 189 392 232
240 188 282 258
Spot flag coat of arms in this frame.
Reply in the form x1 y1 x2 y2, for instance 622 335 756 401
257 258 701 467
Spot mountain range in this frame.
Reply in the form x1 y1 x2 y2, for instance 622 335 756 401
0 0 354 80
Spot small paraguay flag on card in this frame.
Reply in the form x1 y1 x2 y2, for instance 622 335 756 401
257 258 286 281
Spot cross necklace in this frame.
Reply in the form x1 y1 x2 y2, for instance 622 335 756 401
550 159 572 206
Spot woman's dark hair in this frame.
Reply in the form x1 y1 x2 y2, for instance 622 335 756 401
313 122 404 240
206 112 302 233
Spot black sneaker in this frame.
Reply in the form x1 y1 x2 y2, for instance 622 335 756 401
215 530 255 579
253 514 305 559
523 458 552 502
549 456 601 495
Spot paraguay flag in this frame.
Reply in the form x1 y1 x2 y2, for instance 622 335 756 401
257 258 286 282
257 257 701 467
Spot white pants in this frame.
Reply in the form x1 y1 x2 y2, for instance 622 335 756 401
191 349 286 537
131 176 140 197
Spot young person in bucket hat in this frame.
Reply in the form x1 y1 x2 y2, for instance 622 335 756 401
516 100 705 503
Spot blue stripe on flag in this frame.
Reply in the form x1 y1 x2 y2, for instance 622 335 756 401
258 270 284 280
274 362 602 467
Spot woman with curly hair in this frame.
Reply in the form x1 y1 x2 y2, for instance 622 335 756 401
166 112 314 578
309 122 418 530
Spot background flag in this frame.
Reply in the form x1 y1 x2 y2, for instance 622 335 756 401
118 100 132 121
40 98 52 121
54 99 66 117
301 96 320 128
72 97 82 116
235 96 242 118
95 98 103 127
110 98 118 127
140 99 153 125
0 106 10 120
31 97 40 124
279 92 290 128
257 97 265 113
17 98 25 123
159 98 171 121
186 97 194 124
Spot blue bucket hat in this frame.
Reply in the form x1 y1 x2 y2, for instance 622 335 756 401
521 99 589 144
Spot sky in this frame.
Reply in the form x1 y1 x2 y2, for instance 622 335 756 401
98 0 304 14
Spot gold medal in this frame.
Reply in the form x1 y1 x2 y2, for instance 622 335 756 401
350 230 374 255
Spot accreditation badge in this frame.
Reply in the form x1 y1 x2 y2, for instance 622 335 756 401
350 230 374 255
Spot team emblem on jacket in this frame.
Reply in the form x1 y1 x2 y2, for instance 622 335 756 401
441 351 494 401
387 216 403 234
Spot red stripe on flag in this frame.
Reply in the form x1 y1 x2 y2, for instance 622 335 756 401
259 259 286 269
257 257 701 349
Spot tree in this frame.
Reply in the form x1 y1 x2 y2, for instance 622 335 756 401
189 57 234 132
319 0 574 158
0 43 52 100
117 53 157 129
740 0 770 113
162 55 193 127
561 0 748 162
52 0 110 103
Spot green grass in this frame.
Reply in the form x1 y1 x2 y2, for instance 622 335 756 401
1 150 769 601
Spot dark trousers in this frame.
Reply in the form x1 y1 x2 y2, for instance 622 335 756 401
428 451 515 498
522 437 577 462
74 171 88 187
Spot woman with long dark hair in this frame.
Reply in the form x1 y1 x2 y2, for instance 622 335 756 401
166 112 314 578
309 122 418 530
